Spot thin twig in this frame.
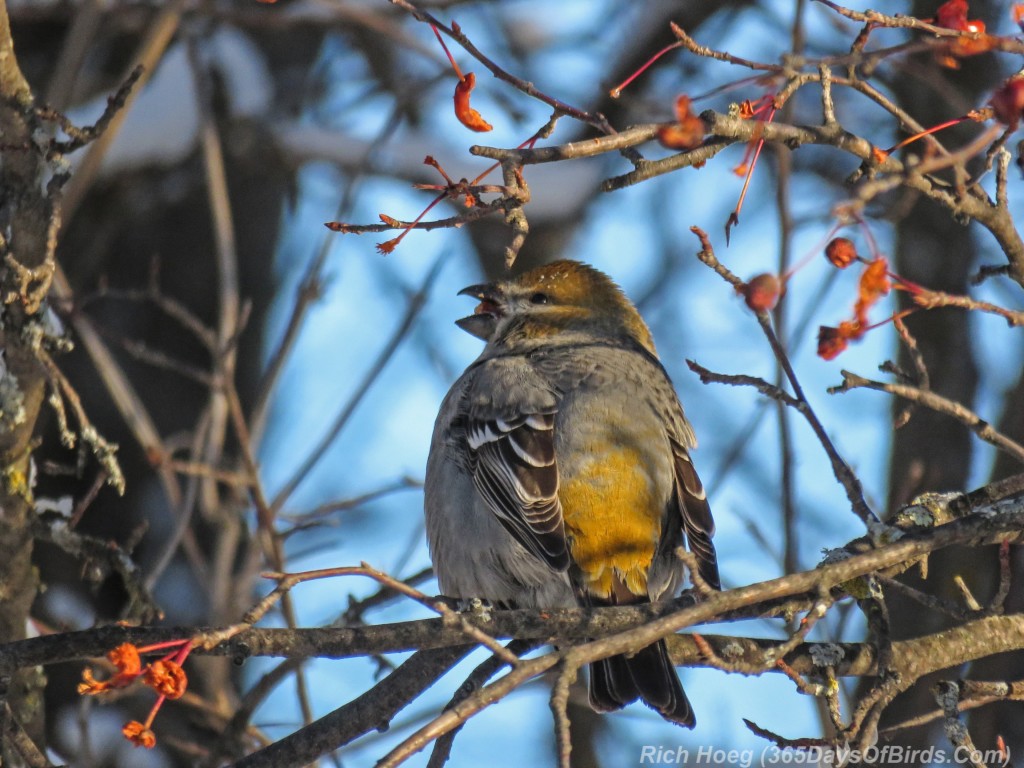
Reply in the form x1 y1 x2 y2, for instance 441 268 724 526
1 700 54 768
670 22 785 72
991 540 1012 612
550 656 576 768
830 371 1024 465
882 678 1024 735
326 196 509 235
909 286 1024 327
38 65 144 153
812 0 991 37
426 640 536 768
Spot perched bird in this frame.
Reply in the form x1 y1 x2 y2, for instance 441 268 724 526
425 260 720 727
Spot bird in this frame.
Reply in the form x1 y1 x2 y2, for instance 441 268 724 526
424 259 720 727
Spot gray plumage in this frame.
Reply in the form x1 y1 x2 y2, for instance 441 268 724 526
424 260 720 727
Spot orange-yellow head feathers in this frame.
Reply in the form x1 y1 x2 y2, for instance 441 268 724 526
456 260 657 355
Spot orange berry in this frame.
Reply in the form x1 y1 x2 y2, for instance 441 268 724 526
817 325 849 360
122 721 156 749
143 659 188 700
454 73 493 132
740 273 781 312
825 238 857 269
991 76 1024 129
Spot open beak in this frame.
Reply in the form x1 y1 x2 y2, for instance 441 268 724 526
455 283 502 340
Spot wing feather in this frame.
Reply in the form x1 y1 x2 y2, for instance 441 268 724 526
670 437 720 590
467 407 568 571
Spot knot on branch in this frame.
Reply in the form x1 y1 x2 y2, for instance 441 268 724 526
3 254 54 316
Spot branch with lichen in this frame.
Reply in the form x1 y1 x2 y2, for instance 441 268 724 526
2 474 1021 764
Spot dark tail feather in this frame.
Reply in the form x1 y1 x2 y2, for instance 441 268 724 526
589 653 639 713
588 639 695 728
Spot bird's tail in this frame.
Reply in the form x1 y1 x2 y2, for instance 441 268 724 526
588 638 695 728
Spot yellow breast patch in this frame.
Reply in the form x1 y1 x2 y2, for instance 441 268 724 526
560 446 663 601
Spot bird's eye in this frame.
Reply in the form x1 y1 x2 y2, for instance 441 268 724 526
530 292 549 305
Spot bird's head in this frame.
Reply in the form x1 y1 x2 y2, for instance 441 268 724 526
456 260 656 355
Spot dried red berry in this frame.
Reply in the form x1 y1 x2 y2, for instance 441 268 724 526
936 0 970 30
454 73 493 133
739 273 781 312
657 95 706 150
825 238 858 269
991 76 1024 129
817 321 861 360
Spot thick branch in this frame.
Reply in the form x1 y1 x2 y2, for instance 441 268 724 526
3 494 1022 669
0 1 55 752
233 645 472 768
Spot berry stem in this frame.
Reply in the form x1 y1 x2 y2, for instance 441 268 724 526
883 115 967 154
609 42 682 98
431 24 465 82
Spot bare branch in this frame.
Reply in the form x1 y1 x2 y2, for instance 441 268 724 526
830 370 1024 466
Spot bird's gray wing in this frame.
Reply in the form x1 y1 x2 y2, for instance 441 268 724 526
652 366 721 591
463 358 569 571
669 437 720 590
